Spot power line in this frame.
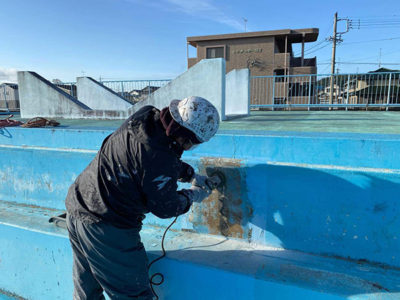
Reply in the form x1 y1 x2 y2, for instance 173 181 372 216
319 62 400 65
294 21 333 56
357 25 400 27
338 48 400 62
340 36 400 45
347 15 399 20
302 40 328 53
304 42 331 55
347 17 400 29
319 64 331 73
357 20 400 24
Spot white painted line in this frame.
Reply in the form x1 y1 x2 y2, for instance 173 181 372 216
267 161 400 174
0 221 68 238
0 144 98 154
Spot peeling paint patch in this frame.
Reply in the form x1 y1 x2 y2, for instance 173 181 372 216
189 157 253 240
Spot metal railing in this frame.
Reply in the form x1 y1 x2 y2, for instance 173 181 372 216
56 79 171 104
54 83 77 98
250 72 400 110
100 79 171 103
0 84 20 112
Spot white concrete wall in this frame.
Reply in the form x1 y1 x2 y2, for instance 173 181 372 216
18 71 91 119
129 58 226 120
18 72 129 119
225 69 250 116
77 77 132 111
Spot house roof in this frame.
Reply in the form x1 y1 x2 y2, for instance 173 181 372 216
187 28 319 46
0 83 18 89
369 67 400 73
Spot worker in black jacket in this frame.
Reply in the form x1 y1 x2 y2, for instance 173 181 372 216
65 96 220 300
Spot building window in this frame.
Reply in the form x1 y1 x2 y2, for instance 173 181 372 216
206 47 225 59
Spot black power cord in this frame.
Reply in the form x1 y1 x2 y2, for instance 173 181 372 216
148 216 178 299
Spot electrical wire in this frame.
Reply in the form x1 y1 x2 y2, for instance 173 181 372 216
304 42 331 55
340 36 400 45
303 41 331 55
319 62 400 65
348 18 400 29
294 21 333 57
148 216 178 300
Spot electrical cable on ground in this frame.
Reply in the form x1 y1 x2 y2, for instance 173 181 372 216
148 216 178 300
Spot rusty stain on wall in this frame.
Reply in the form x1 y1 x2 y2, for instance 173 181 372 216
189 157 253 240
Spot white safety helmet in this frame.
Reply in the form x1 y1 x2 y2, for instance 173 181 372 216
169 96 220 143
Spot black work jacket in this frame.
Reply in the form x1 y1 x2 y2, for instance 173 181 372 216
65 106 193 228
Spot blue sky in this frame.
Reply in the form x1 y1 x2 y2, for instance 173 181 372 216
0 0 399 83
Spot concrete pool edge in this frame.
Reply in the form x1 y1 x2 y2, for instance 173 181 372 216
1 199 400 299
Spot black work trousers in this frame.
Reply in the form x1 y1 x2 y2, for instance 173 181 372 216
66 214 153 300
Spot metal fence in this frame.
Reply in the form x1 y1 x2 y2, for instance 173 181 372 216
100 80 171 103
56 79 171 104
0 84 20 112
251 72 400 110
54 83 77 98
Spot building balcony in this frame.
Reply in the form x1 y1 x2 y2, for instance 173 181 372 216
274 53 290 68
274 54 317 69
188 58 199 68
290 57 317 67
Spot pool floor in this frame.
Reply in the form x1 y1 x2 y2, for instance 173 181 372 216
222 111 400 134
8 111 400 134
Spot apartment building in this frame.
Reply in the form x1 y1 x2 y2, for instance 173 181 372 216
187 28 319 76
187 28 319 107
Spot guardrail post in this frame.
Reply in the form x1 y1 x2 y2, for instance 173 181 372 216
346 74 350 111
308 75 312 111
329 75 334 110
2 85 9 112
272 77 275 111
386 73 392 111
287 76 290 111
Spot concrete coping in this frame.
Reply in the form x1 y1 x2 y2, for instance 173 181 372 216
0 200 398 297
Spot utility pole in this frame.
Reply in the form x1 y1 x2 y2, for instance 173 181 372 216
329 12 338 107
326 12 350 108
243 18 248 32
379 48 382 68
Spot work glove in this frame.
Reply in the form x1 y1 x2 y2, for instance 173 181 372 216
189 174 213 203
178 162 195 183
191 174 210 189
188 185 212 203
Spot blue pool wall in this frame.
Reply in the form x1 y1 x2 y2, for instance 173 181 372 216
1 126 399 269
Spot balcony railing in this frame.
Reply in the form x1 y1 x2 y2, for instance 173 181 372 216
290 57 317 67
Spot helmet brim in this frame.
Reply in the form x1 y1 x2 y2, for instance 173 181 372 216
169 99 204 143
169 99 182 124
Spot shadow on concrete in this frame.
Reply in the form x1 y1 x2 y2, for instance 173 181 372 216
146 246 399 298
0 127 12 138
181 162 400 298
